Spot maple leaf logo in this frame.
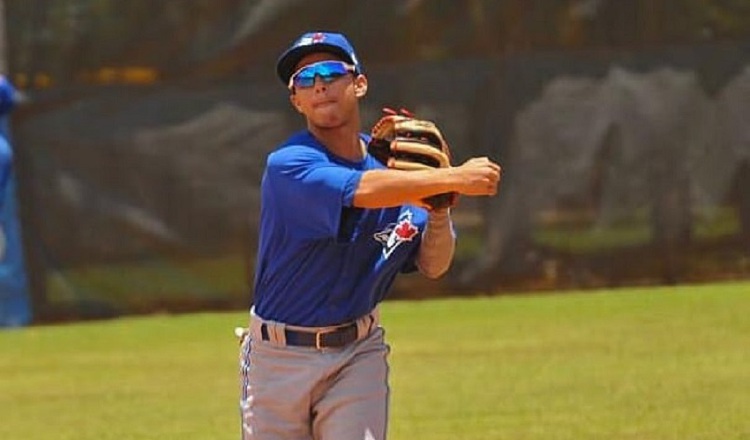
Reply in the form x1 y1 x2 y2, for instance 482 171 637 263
394 220 418 241
373 210 420 259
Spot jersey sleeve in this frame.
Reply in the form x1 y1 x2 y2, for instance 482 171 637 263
265 145 363 240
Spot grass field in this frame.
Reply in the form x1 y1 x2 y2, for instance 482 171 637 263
1 281 749 440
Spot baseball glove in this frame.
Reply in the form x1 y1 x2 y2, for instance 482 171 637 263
367 108 458 210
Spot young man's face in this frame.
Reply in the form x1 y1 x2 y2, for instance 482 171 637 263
289 52 367 129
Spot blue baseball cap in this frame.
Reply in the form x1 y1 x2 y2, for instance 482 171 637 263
276 31 362 86
0 75 16 116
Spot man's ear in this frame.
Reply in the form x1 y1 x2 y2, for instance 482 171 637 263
354 74 368 98
289 92 304 114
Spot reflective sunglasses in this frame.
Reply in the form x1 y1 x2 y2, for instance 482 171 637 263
288 60 356 90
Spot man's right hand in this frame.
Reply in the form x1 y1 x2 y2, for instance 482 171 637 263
452 157 502 196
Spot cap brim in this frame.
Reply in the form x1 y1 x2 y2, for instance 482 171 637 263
276 44 354 85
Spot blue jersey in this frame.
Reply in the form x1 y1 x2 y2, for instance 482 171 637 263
252 130 428 327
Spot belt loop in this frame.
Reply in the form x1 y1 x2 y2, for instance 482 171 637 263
356 308 379 340
268 321 287 346
250 307 287 347
356 316 368 340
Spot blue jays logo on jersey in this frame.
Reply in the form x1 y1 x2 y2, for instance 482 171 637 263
373 210 420 259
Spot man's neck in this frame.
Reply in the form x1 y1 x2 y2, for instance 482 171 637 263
308 123 365 162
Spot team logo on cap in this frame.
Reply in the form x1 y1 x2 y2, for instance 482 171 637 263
300 32 326 46
373 210 420 259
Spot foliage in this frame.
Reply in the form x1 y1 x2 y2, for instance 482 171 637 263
7 0 750 84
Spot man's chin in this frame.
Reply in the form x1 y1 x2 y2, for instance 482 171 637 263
311 114 345 129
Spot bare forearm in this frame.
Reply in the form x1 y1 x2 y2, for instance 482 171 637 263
352 157 501 209
352 169 458 208
416 210 456 279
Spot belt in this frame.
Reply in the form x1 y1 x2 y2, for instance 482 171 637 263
260 322 359 350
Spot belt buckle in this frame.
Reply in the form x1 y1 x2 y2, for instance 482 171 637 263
314 327 338 350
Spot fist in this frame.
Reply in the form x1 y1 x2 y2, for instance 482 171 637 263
455 157 502 196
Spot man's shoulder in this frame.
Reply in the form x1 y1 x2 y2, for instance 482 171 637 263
267 131 324 165
280 130 317 148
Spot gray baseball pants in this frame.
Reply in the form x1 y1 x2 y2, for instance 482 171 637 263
239 309 389 440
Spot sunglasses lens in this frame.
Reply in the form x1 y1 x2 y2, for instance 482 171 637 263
291 61 352 89
294 76 316 88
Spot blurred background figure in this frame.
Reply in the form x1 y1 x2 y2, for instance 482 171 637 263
0 75 31 327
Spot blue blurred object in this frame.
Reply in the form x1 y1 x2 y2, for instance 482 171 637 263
0 75 16 116
0 75 32 328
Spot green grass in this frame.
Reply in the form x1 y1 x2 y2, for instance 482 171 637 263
531 207 739 253
46 254 248 306
1 281 749 440
532 221 652 253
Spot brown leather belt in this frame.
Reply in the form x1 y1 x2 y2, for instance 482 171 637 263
260 322 359 349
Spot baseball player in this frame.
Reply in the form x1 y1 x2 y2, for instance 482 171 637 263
239 31 501 440
0 75 32 327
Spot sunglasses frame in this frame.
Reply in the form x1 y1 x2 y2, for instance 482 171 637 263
288 60 356 90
